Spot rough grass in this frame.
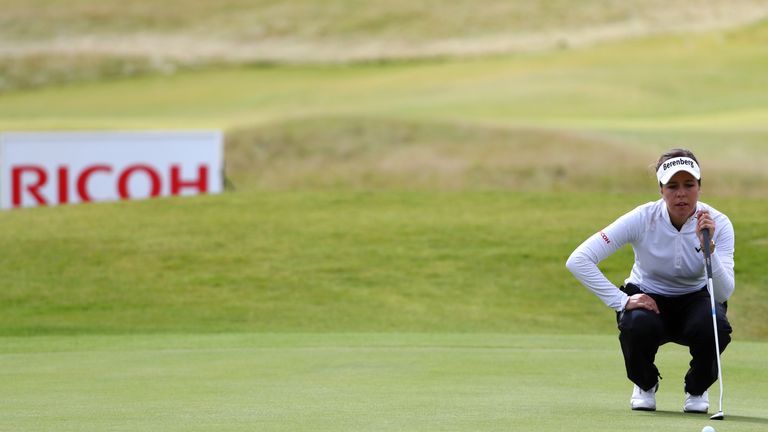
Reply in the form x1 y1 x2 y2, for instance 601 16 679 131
224 117 768 197
224 117 651 193
3 0 768 90
3 20 767 129
0 53 184 91
4 0 767 41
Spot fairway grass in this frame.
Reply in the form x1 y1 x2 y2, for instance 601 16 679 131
2 333 767 432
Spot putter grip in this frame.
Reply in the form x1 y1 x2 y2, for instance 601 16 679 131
702 229 713 277
702 229 711 256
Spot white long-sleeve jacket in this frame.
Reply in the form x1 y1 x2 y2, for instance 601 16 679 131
566 199 735 311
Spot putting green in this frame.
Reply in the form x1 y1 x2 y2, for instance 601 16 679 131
1 333 766 431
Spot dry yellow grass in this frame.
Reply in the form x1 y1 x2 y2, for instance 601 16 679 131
3 0 768 91
3 0 768 62
224 117 768 197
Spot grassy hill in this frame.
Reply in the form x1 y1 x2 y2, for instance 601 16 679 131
2 190 767 339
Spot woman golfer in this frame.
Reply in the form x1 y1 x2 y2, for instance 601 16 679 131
566 148 734 413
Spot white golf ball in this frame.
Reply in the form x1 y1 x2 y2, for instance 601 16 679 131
702 426 716 432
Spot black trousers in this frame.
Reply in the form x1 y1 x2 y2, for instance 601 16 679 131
617 283 732 395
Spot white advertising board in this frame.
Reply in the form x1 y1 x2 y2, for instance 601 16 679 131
0 131 223 209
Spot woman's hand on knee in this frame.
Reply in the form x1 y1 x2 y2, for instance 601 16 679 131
625 294 660 314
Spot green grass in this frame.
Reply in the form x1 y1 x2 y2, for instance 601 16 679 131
3 4 768 430
2 333 768 432
2 191 767 339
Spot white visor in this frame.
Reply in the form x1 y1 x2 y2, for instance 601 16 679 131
656 156 700 185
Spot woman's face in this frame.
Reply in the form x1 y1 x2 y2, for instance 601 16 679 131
661 170 700 225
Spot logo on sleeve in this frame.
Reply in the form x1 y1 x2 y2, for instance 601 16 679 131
599 231 611 244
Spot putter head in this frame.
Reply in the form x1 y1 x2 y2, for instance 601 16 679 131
710 411 725 420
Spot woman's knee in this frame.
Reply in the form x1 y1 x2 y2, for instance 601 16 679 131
619 309 664 339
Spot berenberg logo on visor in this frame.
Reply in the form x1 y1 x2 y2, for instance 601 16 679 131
663 158 695 171
657 157 700 184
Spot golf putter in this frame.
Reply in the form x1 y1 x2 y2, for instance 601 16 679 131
703 229 725 420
